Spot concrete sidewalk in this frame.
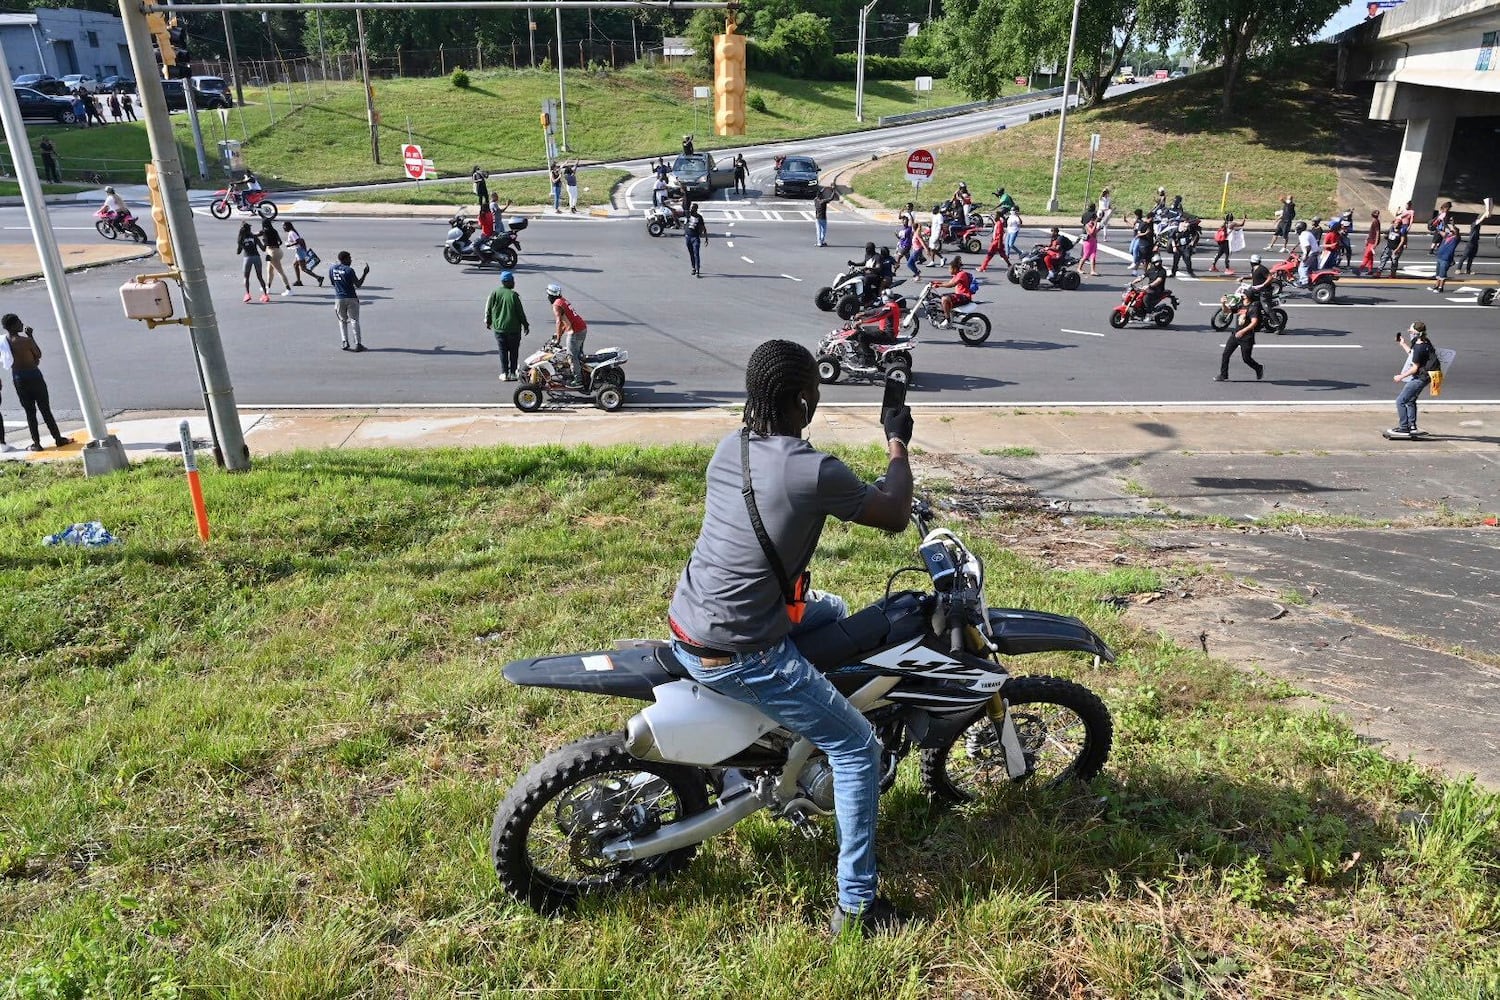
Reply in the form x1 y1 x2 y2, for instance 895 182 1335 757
0 241 156 284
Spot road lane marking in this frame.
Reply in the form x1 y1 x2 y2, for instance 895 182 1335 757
1059 328 1106 337
741 255 754 264
781 274 803 282
1196 301 1484 310
1249 344 1364 349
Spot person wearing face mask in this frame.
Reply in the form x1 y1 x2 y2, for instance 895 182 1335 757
667 338 915 936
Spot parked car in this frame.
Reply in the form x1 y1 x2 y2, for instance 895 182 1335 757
14 73 67 96
1115 73 1137 85
773 154 821 198
61 74 98 94
14 87 77 124
101 75 137 94
160 79 232 111
669 152 735 199
1169 69 1187 79
192 76 232 102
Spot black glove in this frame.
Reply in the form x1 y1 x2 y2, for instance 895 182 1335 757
883 404 913 446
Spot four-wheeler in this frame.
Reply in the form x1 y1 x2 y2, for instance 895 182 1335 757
1009 244 1082 291
94 207 148 243
814 324 918 385
1108 279 1179 329
1269 252 1340 303
644 200 687 237
815 264 886 321
209 187 279 221
900 282 991 343
513 338 630 413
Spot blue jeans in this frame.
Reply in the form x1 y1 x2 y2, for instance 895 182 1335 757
685 235 702 274
671 592 881 912
1005 230 1019 258
1396 377 1426 430
552 183 561 211
815 217 828 246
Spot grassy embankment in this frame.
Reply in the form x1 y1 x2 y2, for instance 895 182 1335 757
1 448 1496 997
849 59 1358 220
317 172 630 209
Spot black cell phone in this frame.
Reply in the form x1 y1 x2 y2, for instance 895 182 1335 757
881 378 908 423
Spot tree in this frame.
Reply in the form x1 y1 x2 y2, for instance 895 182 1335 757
768 12 835 77
1180 0 1342 117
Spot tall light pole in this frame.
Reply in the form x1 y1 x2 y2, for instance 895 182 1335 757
0 40 127 474
855 0 876 123
222 10 244 107
1046 0 1082 212
555 5 569 150
356 7 378 163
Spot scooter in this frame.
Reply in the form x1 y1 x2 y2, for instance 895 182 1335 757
512 337 630 412
94 207 148 243
1108 279 1179 328
900 282 991 343
444 213 524 269
489 495 1115 915
815 323 918 385
1270 251 1340 303
209 187 278 221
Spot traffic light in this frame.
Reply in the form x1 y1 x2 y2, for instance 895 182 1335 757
147 12 191 79
144 163 176 268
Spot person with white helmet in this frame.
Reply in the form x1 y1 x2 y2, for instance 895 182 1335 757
485 269 530 382
99 185 127 222
547 282 589 387
1246 253 1274 306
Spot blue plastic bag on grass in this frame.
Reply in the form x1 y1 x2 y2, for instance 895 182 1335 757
43 522 119 547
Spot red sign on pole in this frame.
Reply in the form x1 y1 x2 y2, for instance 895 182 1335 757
402 143 425 180
905 148 935 185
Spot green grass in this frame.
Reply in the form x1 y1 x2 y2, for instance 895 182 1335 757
0 180 91 196
1 447 1497 997
981 446 1039 458
318 169 629 208
849 55 1358 219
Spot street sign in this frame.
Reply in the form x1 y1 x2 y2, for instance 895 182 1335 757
402 143 425 180
905 148 935 187
693 85 711 99
914 76 933 92
1090 133 1100 152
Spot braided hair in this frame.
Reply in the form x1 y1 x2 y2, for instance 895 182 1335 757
744 339 817 436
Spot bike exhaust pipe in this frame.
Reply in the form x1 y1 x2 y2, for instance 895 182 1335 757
601 787 765 862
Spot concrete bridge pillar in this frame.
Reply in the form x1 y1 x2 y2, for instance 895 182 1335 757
1389 114 1455 215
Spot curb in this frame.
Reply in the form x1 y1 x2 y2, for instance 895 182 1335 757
0 246 156 286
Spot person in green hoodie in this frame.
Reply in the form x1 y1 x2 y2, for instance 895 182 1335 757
485 270 530 382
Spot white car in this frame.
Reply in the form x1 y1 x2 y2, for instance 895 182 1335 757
60 74 98 93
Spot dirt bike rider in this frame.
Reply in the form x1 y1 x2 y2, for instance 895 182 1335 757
99 185 128 223
850 288 903 363
546 282 589 388
229 170 262 210
1142 254 1170 312
929 256 976 326
667 338 915 935
1246 253 1274 304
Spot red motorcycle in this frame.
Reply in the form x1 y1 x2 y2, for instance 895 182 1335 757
1108 279 1178 329
94 207 148 243
1270 251 1339 303
209 187 279 221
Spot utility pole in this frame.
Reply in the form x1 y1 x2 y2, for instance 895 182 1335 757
555 6 568 151
855 0 876 123
222 10 244 107
356 7 379 163
1046 0 1082 212
316 9 328 79
118 0 250 470
0 43 128 475
528 6 535 66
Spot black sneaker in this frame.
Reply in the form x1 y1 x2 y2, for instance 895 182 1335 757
354 344 368 352
829 897 909 936
1255 367 1264 381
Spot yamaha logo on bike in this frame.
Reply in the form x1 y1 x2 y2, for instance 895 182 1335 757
865 637 1007 691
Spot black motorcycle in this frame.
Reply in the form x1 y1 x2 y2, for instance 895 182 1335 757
444 213 525 269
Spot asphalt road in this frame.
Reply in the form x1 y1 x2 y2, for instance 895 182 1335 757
3 191 1499 420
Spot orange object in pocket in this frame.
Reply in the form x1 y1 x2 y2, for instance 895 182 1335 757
786 571 811 624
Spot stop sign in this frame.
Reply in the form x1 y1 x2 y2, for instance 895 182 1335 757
403 143 425 180
905 148 935 183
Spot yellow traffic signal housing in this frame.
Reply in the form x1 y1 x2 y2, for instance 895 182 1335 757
144 163 176 268
714 19 746 137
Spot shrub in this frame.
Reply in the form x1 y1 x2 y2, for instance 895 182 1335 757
450 67 470 89
747 92 768 113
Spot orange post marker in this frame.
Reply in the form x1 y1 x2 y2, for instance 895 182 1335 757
179 420 210 541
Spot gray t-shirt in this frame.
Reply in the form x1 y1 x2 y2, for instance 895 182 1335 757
669 431 871 653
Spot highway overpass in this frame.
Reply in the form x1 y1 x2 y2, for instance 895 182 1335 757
1340 0 1500 214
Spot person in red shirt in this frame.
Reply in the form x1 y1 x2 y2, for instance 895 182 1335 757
851 289 903 361
478 202 496 238
1321 224 1342 269
930 257 975 326
1041 227 1066 282
1359 210 1381 275
978 208 1009 272
547 282 589 387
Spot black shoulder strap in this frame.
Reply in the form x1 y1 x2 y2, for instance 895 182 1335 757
740 428 795 605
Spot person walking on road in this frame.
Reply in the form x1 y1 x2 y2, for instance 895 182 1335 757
1214 300 1265 383
1209 214 1244 274
330 251 370 351
486 269 529 381
1390 322 1438 438
1268 194 1295 251
564 162 579 213
1169 220 1197 278
1358 210 1381 275
260 218 294 295
1431 222 1459 293
1459 208 1489 275
978 207 1009 273
282 221 324 287
684 202 708 277
733 154 748 196
1130 209 1150 275
1005 204 1024 262
1096 187 1113 241
1080 209 1101 277
236 222 270 303
1 314 72 452
37 137 61 184
813 186 840 248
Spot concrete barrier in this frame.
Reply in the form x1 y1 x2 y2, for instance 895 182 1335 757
876 86 1064 128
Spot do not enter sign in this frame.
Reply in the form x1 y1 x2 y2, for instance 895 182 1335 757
905 148 935 186
403 143 426 180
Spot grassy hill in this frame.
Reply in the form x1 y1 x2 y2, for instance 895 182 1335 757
849 54 1370 220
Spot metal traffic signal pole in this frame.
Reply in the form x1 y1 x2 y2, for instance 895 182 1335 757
119 0 252 470
0 43 128 475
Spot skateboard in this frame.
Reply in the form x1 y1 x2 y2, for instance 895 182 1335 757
1382 429 1429 440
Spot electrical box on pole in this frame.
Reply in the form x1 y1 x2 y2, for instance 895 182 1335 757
713 13 745 137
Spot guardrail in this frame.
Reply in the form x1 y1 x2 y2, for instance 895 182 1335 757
876 85 1066 128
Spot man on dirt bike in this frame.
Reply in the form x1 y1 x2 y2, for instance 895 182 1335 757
1246 254 1275 304
667 338 915 935
99 186 128 221
930 256 975 326
229 171 262 210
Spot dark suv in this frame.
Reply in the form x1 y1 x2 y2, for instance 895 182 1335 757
161 79 232 111
773 155 821 198
14 87 77 123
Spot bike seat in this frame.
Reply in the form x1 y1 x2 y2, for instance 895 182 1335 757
792 591 929 671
